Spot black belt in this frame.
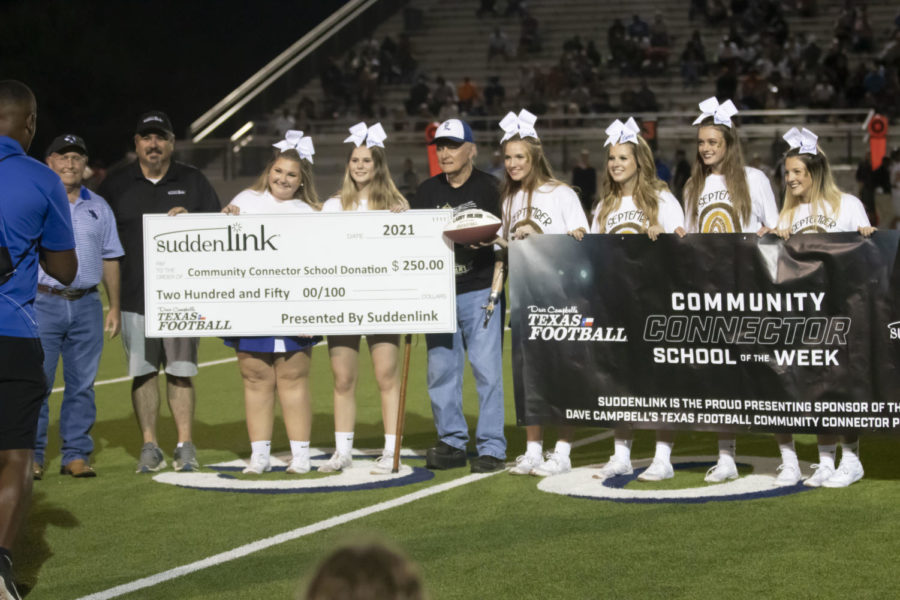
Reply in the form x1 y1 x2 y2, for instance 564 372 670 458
37 284 97 300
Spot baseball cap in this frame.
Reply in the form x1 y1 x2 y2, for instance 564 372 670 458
432 118 474 144
45 133 88 157
136 110 174 137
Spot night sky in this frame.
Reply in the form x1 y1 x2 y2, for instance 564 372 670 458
1 0 346 164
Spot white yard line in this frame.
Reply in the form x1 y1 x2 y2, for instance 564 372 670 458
73 471 502 600
50 357 238 393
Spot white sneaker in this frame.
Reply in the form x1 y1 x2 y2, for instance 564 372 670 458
242 453 271 474
821 458 864 488
317 452 352 473
803 463 835 487
773 463 801 486
637 458 674 481
370 453 397 475
592 456 633 479
531 451 572 477
509 453 542 475
285 455 311 474
704 456 738 483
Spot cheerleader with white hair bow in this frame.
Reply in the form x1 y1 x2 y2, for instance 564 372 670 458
677 98 780 486
589 117 686 482
319 122 409 475
775 126 874 489
221 131 322 475
496 110 590 477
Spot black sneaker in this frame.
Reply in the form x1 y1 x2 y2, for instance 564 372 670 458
470 455 506 473
425 441 467 470
0 554 23 600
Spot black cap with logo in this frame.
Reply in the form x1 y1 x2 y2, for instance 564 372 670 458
45 133 88 157
135 110 174 137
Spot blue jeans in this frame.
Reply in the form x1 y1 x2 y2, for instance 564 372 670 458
425 287 506 459
33 290 103 466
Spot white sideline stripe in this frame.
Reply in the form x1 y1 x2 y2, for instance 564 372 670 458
73 471 501 600
50 357 238 393
572 430 614 448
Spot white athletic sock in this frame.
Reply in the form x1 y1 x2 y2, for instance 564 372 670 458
554 440 572 457
718 438 736 458
335 432 354 456
526 441 543 459
613 439 632 461
779 442 799 466
817 444 837 469
841 440 860 462
290 440 310 461
654 441 673 462
383 434 397 455
250 440 271 457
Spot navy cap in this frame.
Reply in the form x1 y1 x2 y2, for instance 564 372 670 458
432 118 474 144
46 133 87 157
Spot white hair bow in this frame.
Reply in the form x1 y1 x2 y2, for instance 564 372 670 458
604 117 641 147
343 121 387 148
499 109 539 143
783 127 818 155
692 97 738 128
273 130 315 163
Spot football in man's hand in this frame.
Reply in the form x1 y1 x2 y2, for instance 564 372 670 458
442 209 502 244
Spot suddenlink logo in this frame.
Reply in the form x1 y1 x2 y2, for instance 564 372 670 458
154 223 279 253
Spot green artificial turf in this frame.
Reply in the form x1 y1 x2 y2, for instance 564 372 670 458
16 333 900 600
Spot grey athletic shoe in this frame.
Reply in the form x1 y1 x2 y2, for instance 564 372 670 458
0 554 23 600
136 442 167 474
173 442 200 472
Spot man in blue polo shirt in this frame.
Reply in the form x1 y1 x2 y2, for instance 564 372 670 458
32 134 124 480
0 79 77 600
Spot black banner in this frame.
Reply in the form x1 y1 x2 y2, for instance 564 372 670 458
510 232 900 434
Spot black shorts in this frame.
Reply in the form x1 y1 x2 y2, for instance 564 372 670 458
0 336 47 451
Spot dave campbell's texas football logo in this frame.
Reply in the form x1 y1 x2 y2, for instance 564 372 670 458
156 306 232 332
526 305 627 342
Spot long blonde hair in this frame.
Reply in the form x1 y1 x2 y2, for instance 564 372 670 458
500 135 568 237
779 146 843 226
683 119 751 230
250 149 321 209
593 136 668 232
338 145 408 210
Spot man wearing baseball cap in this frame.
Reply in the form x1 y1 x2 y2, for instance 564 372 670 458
410 118 507 473
99 110 219 474
32 134 124 479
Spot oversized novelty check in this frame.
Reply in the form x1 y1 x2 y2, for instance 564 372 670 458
143 210 456 337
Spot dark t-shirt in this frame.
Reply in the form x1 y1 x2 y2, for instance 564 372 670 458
100 160 220 314
412 168 500 295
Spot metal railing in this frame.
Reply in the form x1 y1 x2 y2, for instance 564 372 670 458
189 0 407 143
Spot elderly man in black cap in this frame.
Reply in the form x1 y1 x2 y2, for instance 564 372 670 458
31 134 124 481
99 111 219 474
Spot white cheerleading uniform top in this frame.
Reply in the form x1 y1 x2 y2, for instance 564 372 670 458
322 196 369 212
689 166 778 233
590 189 685 234
778 193 871 234
224 188 319 354
228 189 317 214
502 183 589 238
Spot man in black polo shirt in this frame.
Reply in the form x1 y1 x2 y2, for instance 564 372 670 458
411 118 506 473
99 111 219 474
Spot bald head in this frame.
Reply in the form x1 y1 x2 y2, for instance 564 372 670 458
0 80 37 151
